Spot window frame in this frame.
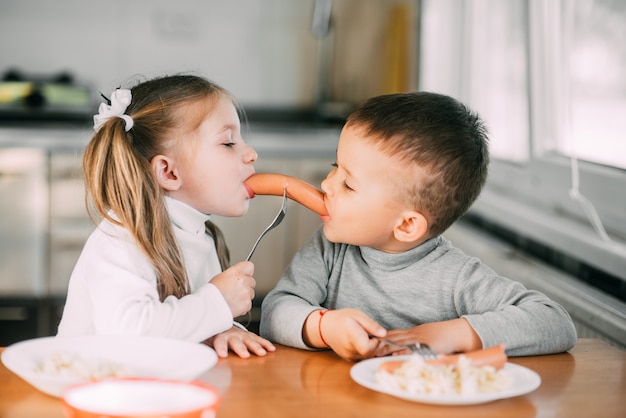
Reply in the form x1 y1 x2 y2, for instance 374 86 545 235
419 0 626 282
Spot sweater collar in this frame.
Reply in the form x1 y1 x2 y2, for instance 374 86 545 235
358 236 445 271
164 196 211 235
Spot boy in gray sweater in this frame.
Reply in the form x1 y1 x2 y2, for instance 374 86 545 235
260 92 577 361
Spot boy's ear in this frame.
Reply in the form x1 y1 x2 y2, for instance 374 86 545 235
394 210 428 243
151 155 181 191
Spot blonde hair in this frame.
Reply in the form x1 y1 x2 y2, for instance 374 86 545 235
83 75 232 301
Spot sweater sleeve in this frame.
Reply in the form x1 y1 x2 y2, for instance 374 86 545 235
455 256 577 356
58 224 233 342
260 227 332 349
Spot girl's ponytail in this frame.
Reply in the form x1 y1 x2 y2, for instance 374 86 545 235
83 117 189 301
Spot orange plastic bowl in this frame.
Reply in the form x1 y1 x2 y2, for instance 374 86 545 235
62 378 219 418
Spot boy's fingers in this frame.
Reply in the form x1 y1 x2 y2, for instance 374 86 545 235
354 314 386 338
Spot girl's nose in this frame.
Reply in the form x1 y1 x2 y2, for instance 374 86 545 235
244 144 258 164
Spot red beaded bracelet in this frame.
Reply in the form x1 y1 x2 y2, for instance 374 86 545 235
318 309 332 347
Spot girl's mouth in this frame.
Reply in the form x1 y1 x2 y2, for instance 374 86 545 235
245 183 256 199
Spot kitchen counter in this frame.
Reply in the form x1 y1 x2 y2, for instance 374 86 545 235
0 125 91 151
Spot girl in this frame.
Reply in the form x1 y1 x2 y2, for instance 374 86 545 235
57 74 275 358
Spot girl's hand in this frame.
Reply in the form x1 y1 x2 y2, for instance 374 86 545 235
204 326 276 358
210 261 256 318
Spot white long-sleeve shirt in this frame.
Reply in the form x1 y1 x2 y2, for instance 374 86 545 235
57 197 233 342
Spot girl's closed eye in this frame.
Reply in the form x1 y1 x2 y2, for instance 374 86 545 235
221 134 236 148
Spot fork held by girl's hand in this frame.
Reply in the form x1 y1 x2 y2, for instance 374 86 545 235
245 173 327 216
246 188 287 261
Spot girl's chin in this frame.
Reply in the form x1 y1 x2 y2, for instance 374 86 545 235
233 203 250 217
213 202 250 218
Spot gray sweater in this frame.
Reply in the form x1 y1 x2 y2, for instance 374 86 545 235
260 226 577 356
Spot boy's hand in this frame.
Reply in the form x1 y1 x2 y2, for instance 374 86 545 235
210 261 256 318
384 318 482 355
305 308 387 361
204 326 276 358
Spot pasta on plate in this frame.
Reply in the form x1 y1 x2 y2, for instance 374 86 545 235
376 355 510 396
34 351 129 381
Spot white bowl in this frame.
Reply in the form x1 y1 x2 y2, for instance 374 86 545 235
62 378 219 418
1 335 218 398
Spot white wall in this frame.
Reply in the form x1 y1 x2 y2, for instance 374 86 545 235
0 0 419 108
0 0 317 107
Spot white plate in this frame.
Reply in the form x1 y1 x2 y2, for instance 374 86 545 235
350 355 541 405
1 335 218 398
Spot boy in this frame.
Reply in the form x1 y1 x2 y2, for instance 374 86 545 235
259 92 577 361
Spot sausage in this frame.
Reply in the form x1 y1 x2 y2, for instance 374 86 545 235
427 344 507 370
378 344 507 372
245 173 328 216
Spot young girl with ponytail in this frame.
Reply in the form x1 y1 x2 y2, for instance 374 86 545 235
57 74 275 358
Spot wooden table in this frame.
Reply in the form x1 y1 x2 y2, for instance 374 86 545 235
1 338 624 418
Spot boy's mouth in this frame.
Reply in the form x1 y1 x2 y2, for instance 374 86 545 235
320 197 330 221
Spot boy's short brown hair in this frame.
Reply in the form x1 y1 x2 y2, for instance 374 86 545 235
345 92 489 237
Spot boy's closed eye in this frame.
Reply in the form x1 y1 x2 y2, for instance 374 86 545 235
330 162 355 192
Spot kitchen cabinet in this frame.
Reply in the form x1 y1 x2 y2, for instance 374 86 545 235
0 148 47 296
48 151 92 295
0 148 47 345
0 128 89 344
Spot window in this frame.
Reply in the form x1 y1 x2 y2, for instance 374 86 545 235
419 0 626 291
565 0 626 169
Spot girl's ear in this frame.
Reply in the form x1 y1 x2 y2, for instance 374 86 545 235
151 155 181 191
393 210 428 243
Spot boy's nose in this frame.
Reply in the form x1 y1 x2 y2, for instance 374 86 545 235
321 176 333 196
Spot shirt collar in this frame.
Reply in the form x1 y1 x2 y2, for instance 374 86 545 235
358 236 444 271
164 196 211 235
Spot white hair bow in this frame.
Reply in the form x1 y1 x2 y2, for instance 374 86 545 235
93 89 134 132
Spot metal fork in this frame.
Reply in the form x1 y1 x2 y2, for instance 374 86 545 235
246 188 287 261
374 337 439 360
